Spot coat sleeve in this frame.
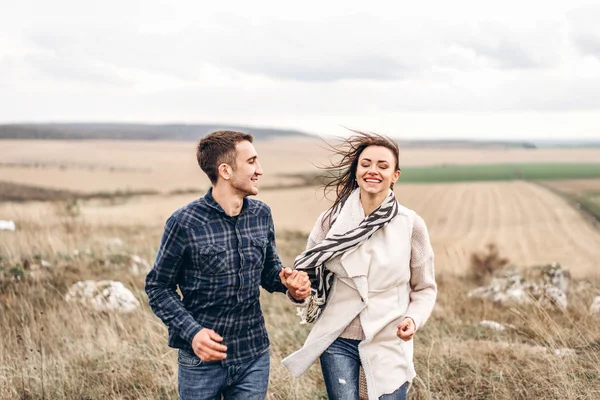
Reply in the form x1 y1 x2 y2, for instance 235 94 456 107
305 210 330 250
404 214 437 330
285 210 330 306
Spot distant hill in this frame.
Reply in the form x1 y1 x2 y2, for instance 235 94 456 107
1 123 597 148
0 123 311 141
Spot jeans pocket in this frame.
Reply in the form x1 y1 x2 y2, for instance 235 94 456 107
178 349 202 368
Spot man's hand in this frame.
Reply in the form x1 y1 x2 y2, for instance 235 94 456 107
396 317 416 341
191 328 227 362
279 268 311 300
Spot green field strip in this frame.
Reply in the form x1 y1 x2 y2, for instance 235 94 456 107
398 163 600 183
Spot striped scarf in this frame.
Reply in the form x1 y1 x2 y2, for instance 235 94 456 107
293 189 399 323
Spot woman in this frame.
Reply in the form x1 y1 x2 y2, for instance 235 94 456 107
282 132 437 400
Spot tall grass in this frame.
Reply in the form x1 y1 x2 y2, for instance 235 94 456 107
1 213 600 399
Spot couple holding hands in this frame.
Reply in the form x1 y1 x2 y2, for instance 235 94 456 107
145 130 436 400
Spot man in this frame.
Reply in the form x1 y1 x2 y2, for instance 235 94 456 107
145 130 311 399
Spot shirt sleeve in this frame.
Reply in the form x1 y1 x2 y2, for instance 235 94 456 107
404 214 437 330
260 211 288 294
145 216 203 344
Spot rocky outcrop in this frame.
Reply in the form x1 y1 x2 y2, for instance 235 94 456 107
468 263 570 310
65 280 140 313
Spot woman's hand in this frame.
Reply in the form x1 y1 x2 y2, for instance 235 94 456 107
396 317 416 341
279 268 311 300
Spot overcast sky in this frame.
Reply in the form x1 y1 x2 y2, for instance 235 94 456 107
1 0 600 140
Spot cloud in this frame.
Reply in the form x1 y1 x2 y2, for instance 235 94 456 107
568 4 600 59
228 54 408 82
18 10 568 87
573 35 600 59
460 40 541 69
1 0 600 139
24 53 132 87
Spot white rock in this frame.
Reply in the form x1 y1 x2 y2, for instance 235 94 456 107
41 260 52 268
105 238 124 247
590 297 600 315
129 263 140 276
0 220 16 231
65 280 140 313
479 320 508 331
129 255 151 276
554 348 577 357
503 287 533 304
538 262 571 294
539 285 568 310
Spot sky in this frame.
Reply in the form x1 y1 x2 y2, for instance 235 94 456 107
1 0 600 140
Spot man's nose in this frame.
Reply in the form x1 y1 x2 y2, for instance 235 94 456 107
255 161 263 176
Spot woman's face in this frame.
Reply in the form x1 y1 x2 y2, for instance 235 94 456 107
355 145 401 196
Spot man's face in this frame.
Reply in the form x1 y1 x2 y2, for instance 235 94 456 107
229 140 263 197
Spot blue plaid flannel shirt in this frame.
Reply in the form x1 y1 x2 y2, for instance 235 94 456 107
145 188 287 365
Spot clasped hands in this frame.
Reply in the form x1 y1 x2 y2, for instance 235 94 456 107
279 267 311 301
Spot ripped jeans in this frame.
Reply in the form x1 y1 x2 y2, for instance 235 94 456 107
319 337 409 400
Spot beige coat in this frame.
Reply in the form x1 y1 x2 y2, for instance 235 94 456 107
282 190 437 399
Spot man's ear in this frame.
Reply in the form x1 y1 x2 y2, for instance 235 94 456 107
218 163 232 181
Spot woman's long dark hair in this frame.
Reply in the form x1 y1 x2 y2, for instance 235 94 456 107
320 130 401 228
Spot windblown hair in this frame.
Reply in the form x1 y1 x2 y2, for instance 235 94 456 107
196 130 254 184
320 130 400 228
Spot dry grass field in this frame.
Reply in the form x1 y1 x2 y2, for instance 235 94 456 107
1 217 600 399
2 139 600 193
542 179 600 195
0 138 330 193
3 180 598 278
2 138 600 399
541 179 600 228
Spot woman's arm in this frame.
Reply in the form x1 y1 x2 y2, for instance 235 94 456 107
285 211 330 305
305 210 329 250
404 214 437 330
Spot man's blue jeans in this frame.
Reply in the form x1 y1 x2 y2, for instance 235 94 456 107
320 338 409 400
178 348 270 400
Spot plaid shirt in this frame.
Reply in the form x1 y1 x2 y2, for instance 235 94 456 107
145 188 287 365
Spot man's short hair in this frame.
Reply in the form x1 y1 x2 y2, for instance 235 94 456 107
197 130 254 184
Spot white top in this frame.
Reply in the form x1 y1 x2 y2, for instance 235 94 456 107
306 207 436 339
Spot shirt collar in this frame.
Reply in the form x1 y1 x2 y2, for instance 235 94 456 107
204 187 249 217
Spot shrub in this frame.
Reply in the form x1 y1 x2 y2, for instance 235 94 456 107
469 243 509 284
